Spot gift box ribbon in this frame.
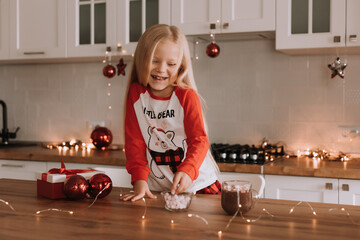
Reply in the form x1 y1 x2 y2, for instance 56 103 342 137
41 159 96 181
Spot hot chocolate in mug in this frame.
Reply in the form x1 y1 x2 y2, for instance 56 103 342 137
221 180 258 215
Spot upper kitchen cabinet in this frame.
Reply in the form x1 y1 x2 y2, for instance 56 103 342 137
276 0 360 54
116 0 171 55
67 0 170 58
171 0 275 35
9 0 66 59
67 0 117 57
0 0 9 60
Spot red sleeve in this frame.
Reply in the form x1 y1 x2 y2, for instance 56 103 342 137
125 83 150 185
175 88 209 181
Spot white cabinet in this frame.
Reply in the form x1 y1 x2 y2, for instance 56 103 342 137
0 159 47 180
46 162 132 188
67 0 117 57
264 175 339 204
9 0 66 59
339 179 360 205
116 0 171 55
171 0 275 35
67 0 171 58
276 0 360 52
0 0 9 60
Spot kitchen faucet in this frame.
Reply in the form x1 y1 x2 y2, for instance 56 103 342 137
0 100 20 144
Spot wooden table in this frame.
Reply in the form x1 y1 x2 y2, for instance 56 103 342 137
1 179 360 240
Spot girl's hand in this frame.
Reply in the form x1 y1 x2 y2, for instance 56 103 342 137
171 171 192 194
120 180 157 202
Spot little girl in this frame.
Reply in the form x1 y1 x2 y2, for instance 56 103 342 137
121 24 220 202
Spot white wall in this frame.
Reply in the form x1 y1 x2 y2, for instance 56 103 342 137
0 39 359 155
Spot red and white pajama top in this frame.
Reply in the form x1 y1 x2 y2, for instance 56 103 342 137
125 82 218 192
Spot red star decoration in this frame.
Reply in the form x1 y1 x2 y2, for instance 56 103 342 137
117 58 127 76
328 57 347 79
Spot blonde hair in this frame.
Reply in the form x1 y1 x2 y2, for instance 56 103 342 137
126 24 197 93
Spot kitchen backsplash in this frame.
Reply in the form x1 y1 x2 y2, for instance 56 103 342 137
1 39 360 154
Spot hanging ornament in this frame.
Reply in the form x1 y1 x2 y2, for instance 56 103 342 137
90 126 113 150
206 33 220 58
63 175 89 200
117 58 127 76
88 173 113 198
103 46 116 78
103 64 116 78
328 57 347 78
206 42 220 58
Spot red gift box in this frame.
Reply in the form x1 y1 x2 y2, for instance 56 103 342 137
36 160 104 199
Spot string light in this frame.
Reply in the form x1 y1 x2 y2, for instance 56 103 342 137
142 198 147 219
328 207 360 225
0 199 16 211
35 208 74 215
187 213 209 225
88 182 112 208
289 201 317 216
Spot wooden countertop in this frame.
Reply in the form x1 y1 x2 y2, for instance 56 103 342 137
1 146 360 179
0 145 126 166
1 179 360 240
263 157 360 180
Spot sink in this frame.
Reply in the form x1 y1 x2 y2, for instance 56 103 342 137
0 141 39 148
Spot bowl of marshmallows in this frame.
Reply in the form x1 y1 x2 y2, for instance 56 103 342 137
161 191 194 212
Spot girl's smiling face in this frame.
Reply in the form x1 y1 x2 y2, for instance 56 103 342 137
148 39 181 97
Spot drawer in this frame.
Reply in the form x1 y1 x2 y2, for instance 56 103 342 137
0 159 47 180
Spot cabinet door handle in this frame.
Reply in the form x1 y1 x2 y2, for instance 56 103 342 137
349 35 357 42
342 184 349 191
23 51 45 55
210 23 216 30
325 183 333 190
1 164 24 168
223 22 229 29
333 36 341 43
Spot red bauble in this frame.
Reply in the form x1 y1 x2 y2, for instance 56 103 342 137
206 42 220 58
103 64 116 78
89 173 113 198
90 127 113 150
63 175 89 200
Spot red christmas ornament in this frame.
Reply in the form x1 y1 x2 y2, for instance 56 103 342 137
103 64 116 78
206 42 220 58
90 127 113 150
117 58 127 76
63 175 89 200
88 173 113 198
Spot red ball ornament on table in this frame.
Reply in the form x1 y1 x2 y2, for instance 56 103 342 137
90 127 113 150
206 42 220 58
89 173 113 198
103 64 116 78
63 175 89 200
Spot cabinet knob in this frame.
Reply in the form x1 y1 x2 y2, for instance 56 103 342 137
349 35 357 42
342 184 349 191
325 182 333 190
223 22 229 29
210 23 216 30
333 36 341 43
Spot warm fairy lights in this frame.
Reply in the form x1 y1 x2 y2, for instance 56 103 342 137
289 201 317 216
187 213 209 225
297 148 351 162
35 208 74 215
0 199 16 211
88 182 112 208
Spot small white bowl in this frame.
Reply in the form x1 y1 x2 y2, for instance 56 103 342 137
161 191 194 212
